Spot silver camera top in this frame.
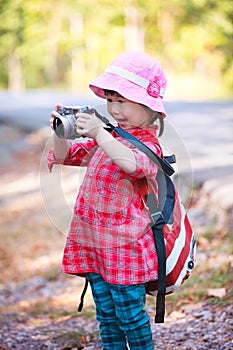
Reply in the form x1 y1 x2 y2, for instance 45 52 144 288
57 106 92 116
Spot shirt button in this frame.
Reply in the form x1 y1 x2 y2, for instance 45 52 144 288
85 193 89 199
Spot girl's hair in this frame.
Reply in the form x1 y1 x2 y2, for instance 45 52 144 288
104 89 164 136
143 106 164 137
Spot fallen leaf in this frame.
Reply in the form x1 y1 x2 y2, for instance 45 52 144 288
53 315 73 325
207 288 226 298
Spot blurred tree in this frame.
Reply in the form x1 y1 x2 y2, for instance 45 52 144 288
124 0 145 51
0 0 231 94
0 0 25 90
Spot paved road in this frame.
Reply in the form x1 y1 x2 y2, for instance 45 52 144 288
0 90 98 131
165 100 233 182
0 90 232 183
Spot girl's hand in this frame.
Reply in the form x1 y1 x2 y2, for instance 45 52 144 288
75 112 103 139
49 104 62 130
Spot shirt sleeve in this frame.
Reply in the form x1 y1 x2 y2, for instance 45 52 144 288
131 141 162 179
47 138 97 172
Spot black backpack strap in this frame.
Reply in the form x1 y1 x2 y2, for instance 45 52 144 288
153 223 166 323
77 278 89 312
146 193 167 323
113 127 175 176
146 175 175 323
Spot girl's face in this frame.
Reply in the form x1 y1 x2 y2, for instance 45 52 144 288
106 93 152 129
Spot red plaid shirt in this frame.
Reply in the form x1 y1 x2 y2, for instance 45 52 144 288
47 126 163 285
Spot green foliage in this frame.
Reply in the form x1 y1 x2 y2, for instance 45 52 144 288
0 0 232 93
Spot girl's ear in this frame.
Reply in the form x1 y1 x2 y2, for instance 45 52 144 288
151 112 164 136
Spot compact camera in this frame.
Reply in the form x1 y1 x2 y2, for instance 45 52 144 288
53 106 94 139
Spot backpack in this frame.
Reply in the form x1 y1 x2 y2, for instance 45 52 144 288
78 112 196 324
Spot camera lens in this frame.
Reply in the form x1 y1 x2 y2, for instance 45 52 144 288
53 114 77 139
53 116 65 138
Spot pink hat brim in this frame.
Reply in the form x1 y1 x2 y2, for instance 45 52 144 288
89 72 166 117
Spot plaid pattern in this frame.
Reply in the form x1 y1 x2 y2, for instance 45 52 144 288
47 138 98 172
87 273 154 350
48 126 163 285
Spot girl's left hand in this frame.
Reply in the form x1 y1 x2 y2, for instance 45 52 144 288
75 112 103 139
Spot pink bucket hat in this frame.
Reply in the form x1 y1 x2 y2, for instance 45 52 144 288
89 51 167 117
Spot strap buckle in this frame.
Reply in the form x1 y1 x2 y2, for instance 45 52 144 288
151 211 165 228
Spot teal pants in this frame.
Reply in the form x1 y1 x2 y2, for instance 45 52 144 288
86 273 154 350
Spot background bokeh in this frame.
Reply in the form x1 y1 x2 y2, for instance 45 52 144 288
0 0 232 99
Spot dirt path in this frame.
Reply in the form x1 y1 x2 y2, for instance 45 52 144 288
0 276 232 349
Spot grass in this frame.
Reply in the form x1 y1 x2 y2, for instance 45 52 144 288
24 297 96 320
47 329 99 349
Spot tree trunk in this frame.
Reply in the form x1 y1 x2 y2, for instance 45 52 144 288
124 5 145 51
70 14 85 93
46 15 61 86
8 54 24 91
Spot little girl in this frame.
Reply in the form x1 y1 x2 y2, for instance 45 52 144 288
48 51 168 350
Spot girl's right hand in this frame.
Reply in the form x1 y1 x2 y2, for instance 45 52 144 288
50 104 63 130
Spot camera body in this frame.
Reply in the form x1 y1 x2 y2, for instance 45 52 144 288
53 106 94 139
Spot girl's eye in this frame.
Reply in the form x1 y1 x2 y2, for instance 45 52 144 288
107 98 113 103
118 99 125 104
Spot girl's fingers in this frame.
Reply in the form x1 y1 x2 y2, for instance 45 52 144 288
49 104 62 130
55 104 63 112
76 119 87 128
